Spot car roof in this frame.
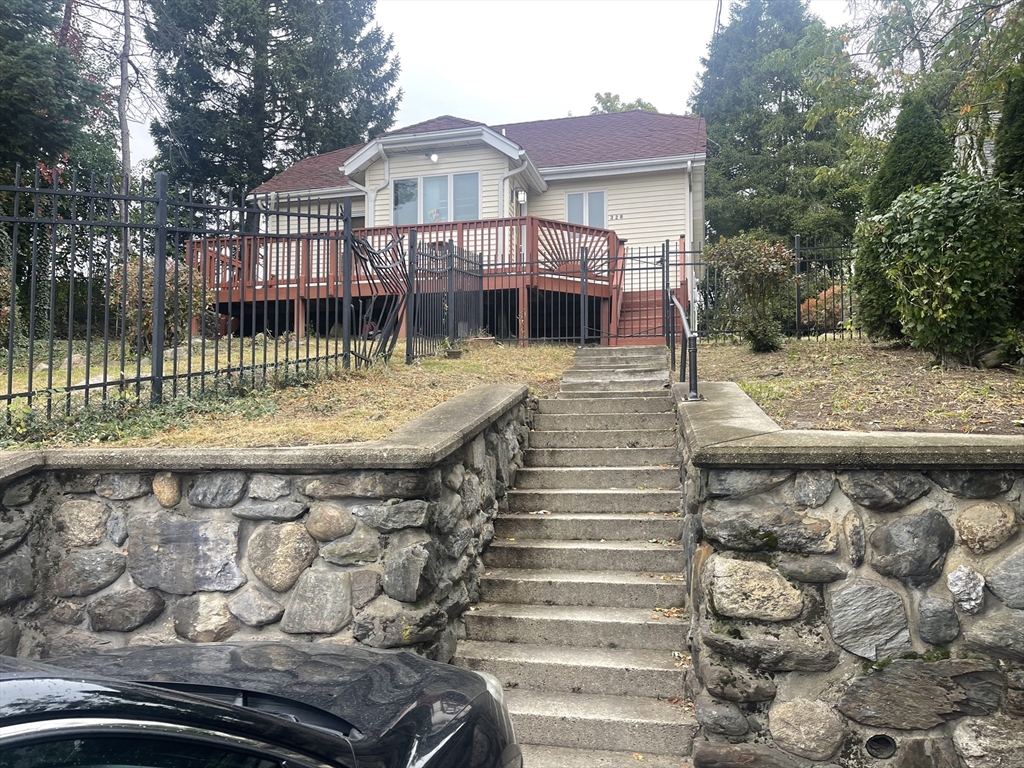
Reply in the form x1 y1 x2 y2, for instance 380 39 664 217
45 642 487 738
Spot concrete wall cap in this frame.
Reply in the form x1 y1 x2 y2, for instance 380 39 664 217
676 382 1024 470
0 385 528 477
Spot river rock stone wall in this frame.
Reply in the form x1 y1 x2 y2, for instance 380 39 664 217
679 449 1024 767
0 398 530 663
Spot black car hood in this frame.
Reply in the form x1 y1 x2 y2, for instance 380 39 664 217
49 642 487 740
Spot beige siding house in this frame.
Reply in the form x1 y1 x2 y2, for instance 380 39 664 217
254 111 706 250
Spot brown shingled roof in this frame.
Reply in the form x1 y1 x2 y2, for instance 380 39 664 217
253 144 363 195
385 115 486 135
494 111 705 169
254 110 705 195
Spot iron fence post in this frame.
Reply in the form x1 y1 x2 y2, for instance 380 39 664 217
794 234 802 338
447 241 456 346
407 229 417 364
151 172 168 405
662 240 670 350
580 246 588 346
342 198 353 369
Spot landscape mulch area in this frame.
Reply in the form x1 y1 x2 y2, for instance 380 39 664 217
697 337 1024 435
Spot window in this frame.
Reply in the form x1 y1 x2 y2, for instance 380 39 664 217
392 173 479 225
393 179 418 225
566 191 606 228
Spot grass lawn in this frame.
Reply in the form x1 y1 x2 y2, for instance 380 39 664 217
698 337 1024 436
3 336 1021 449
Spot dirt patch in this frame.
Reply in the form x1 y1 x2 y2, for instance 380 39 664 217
697 338 1024 435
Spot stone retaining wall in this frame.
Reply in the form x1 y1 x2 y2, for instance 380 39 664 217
676 382 1024 768
0 385 531 663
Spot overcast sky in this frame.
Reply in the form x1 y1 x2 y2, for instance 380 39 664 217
130 0 854 163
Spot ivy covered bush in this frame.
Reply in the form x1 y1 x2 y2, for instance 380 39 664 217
704 234 795 352
861 175 1024 366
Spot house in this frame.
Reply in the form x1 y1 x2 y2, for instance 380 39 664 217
253 111 706 251
197 111 706 344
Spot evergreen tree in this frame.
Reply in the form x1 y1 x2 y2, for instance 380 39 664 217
145 0 401 193
865 93 952 214
855 92 953 340
0 0 109 170
690 0 867 242
995 76 1024 191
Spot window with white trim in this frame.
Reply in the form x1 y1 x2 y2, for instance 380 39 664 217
566 191 606 228
392 173 480 224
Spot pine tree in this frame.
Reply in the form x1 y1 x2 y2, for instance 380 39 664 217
865 94 952 214
855 92 953 340
995 76 1024 191
145 0 401 194
690 0 866 242
0 0 109 170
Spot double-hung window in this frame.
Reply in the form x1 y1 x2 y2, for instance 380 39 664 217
566 191 606 228
393 173 480 224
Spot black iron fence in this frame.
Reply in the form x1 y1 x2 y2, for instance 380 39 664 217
2 163 858 424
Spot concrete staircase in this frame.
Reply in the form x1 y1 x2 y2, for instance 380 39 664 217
456 346 696 767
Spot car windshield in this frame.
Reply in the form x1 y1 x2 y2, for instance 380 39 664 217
0 734 283 768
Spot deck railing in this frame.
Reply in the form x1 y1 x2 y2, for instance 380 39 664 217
189 216 620 294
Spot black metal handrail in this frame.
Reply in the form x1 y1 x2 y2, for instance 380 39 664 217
668 290 701 401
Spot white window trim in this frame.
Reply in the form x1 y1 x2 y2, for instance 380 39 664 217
565 189 607 228
391 172 481 225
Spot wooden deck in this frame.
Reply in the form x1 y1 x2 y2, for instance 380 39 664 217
188 216 628 342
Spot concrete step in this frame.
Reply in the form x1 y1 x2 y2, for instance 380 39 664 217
570 361 667 373
533 412 675 432
537 397 672 414
576 345 667 356
464 604 688 650
506 689 697 755
454 641 686 698
562 368 670 383
556 389 671 400
528 429 675 449
520 744 692 768
480 567 686 607
514 466 679 490
525 447 679 467
560 377 670 392
508 488 680 514
494 512 683 541
485 539 685 573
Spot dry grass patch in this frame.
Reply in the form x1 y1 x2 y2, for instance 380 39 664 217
698 337 1024 435
115 342 575 449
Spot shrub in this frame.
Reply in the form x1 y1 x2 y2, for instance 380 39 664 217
703 234 795 352
800 284 847 334
871 175 1024 365
851 216 905 340
995 75 1024 192
108 257 209 353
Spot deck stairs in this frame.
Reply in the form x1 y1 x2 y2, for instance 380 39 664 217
612 290 665 346
455 346 696 767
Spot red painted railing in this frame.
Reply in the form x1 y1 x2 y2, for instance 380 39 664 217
189 216 620 293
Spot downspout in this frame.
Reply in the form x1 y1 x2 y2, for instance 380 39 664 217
344 145 391 227
500 151 530 217
499 151 530 263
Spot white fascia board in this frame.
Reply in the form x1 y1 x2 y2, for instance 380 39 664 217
540 154 706 181
248 186 363 203
345 126 523 174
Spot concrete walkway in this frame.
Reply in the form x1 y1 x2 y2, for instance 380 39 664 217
455 346 696 767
